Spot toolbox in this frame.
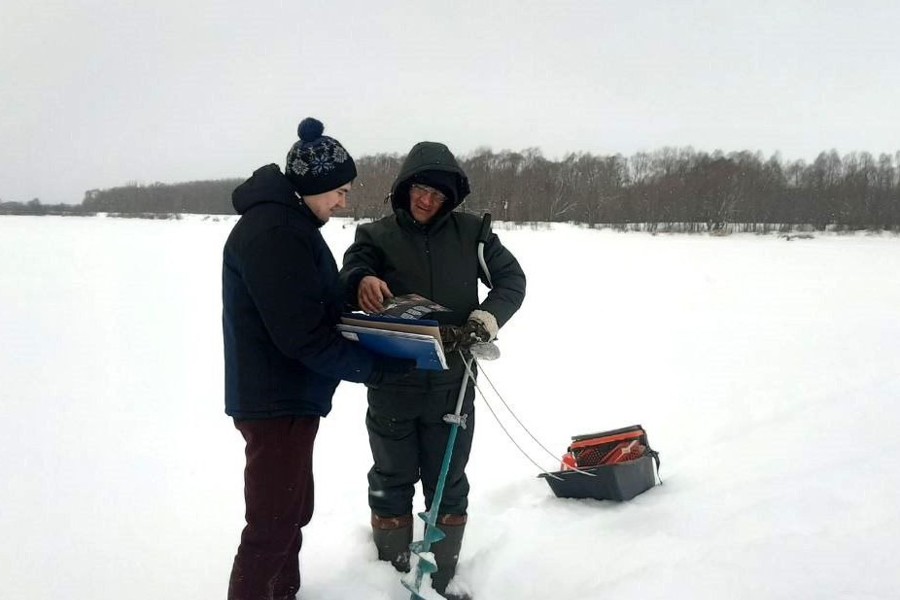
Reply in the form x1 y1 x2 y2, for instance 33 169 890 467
539 424 660 501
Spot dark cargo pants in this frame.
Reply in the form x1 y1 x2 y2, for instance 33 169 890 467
366 382 475 518
228 416 319 600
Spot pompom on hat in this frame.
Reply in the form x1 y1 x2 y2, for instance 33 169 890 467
285 117 357 195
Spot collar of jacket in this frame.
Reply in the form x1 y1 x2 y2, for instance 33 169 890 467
232 163 324 228
396 207 454 234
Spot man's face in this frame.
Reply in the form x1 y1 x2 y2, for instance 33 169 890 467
304 183 351 223
408 183 447 225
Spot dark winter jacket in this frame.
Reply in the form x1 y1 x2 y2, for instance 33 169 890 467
222 164 380 419
340 143 526 391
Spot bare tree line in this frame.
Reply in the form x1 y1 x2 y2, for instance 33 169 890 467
4 148 899 231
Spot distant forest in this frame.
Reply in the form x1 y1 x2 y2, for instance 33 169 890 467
4 147 900 232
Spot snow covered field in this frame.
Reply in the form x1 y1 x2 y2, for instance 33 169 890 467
2 215 899 599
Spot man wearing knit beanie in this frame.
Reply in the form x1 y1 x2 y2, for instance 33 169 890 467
285 118 357 196
222 118 414 600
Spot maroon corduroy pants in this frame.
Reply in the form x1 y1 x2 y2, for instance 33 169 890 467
228 416 320 600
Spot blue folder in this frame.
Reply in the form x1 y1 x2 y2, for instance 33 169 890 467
338 314 448 371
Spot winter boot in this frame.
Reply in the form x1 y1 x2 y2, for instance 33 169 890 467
371 513 413 573
430 514 472 600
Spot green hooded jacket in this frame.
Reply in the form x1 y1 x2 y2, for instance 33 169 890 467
340 142 526 391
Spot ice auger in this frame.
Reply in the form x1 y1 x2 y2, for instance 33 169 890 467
401 353 473 599
403 213 496 599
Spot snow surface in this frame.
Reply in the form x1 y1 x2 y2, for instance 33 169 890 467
2 215 899 599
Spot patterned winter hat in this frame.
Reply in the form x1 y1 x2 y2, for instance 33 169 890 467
285 118 357 195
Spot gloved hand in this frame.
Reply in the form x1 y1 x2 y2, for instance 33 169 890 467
439 325 465 353
367 357 417 386
467 310 498 342
460 319 492 344
440 319 493 353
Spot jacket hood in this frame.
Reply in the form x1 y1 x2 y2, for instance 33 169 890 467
389 142 471 215
232 164 300 215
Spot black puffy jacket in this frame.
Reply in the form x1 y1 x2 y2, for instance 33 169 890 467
222 164 378 419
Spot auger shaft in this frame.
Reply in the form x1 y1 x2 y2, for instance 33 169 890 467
403 354 474 599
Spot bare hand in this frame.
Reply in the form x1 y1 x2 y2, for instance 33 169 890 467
358 276 393 314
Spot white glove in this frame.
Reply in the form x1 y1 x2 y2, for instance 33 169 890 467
467 310 499 342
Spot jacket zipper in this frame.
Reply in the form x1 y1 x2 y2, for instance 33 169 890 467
424 230 434 298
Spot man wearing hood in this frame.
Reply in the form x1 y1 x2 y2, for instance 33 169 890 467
340 141 526 599
222 118 414 600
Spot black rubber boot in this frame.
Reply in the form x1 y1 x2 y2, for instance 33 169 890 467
371 513 413 573
430 515 472 600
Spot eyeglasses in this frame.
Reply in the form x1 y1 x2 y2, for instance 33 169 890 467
410 183 447 204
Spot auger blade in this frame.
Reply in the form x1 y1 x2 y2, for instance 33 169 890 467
401 575 429 600
423 526 446 545
408 542 437 570
402 551 436 599
398 356 477 599
410 551 437 574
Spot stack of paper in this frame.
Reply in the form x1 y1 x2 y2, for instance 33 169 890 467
338 314 448 371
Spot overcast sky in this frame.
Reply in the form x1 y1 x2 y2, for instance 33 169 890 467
3 0 899 204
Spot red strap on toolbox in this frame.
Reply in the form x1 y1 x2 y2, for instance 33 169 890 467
569 429 644 450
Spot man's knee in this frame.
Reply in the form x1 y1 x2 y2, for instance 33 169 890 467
368 479 416 516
